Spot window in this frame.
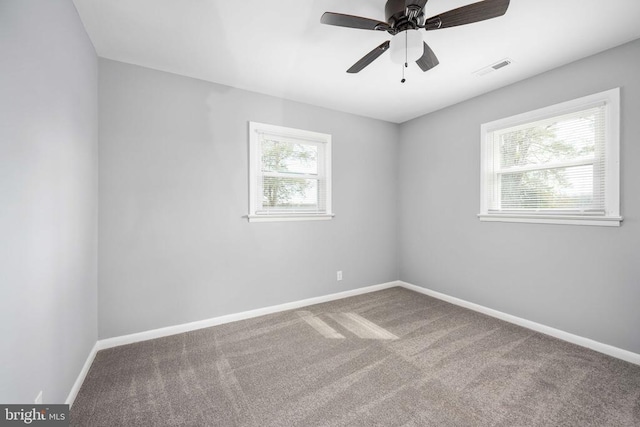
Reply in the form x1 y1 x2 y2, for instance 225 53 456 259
479 88 621 226
248 122 333 222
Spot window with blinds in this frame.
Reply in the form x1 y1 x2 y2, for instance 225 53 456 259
479 88 621 226
248 122 332 222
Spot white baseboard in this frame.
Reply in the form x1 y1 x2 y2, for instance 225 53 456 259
67 278 639 406
96 281 401 351
66 342 99 407
66 281 397 406
398 281 640 366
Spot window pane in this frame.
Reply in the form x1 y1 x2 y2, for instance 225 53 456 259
261 177 321 211
499 107 600 170
490 104 606 212
261 139 318 175
499 165 596 210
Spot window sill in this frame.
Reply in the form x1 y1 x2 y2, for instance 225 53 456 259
477 213 622 227
247 213 335 223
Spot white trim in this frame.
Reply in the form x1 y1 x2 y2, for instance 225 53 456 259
96 281 400 350
398 281 640 366
254 123 330 143
605 88 621 217
247 213 334 222
65 342 99 407
482 96 608 134
478 213 622 226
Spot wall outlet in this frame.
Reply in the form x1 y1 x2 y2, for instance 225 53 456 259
35 390 43 404
337 271 343 281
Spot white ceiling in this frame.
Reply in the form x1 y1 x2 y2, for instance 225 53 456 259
72 0 640 123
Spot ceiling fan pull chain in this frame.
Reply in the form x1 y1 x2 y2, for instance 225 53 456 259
401 31 407 83
405 31 408 67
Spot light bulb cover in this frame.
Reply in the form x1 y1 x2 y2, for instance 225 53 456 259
390 30 423 64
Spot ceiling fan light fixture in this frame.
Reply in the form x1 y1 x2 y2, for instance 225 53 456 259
390 30 423 64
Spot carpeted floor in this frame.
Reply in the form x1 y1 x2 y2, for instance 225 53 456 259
70 287 640 426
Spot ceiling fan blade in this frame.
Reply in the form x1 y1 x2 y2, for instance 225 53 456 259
321 12 390 31
415 41 439 72
425 0 510 30
347 41 391 73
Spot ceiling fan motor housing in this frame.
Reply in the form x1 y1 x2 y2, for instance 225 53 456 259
385 0 425 31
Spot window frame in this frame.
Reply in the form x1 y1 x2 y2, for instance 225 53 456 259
479 88 622 227
248 122 333 223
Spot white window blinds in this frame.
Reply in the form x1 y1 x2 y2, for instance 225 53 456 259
487 105 606 213
257 133 326 214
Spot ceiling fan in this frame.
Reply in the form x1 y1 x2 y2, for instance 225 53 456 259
321 0 510 77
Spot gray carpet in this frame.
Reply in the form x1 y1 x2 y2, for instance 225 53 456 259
70 287 640 426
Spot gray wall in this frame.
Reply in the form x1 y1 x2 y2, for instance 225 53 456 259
98 59 398 339
2 1 636 403
0 0 98 403
399 39 640 354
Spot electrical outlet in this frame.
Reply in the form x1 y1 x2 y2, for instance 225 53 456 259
35 391 42 404
337 271 343 281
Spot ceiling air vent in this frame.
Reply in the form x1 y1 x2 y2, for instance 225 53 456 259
474 58 512 77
